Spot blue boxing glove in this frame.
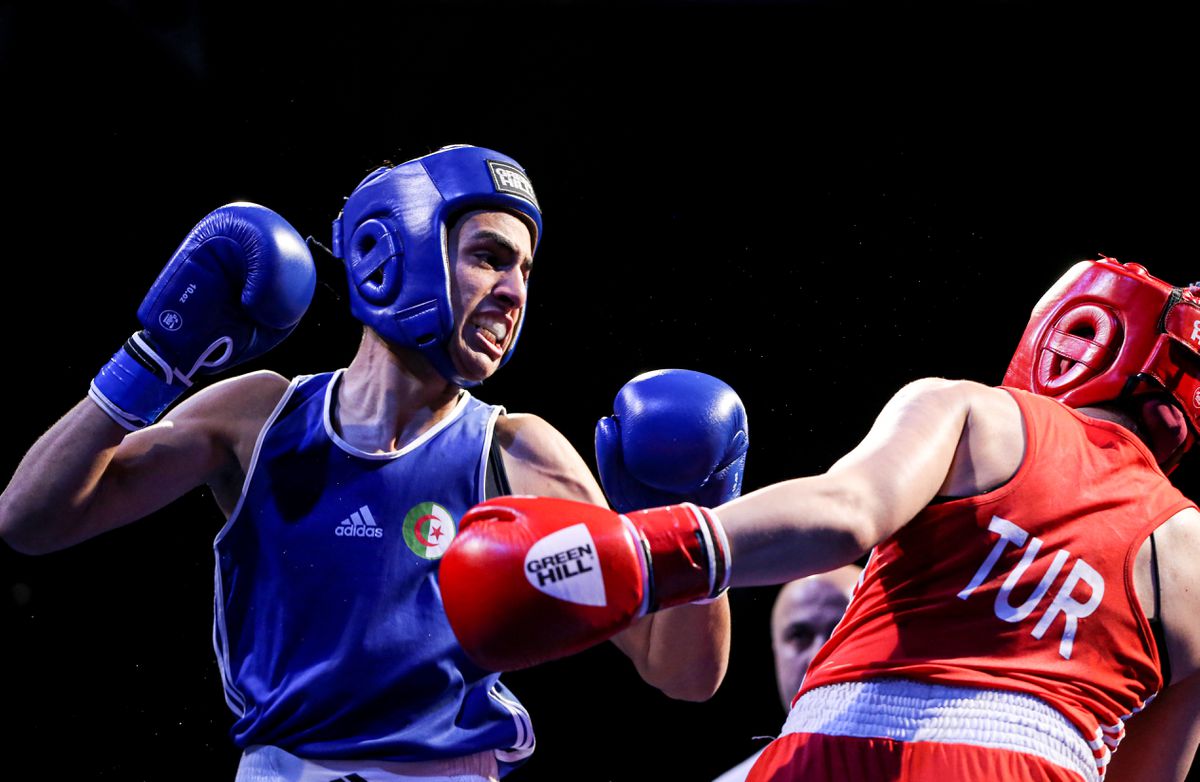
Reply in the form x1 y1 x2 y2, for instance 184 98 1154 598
595 369 749 513
90 203 316 429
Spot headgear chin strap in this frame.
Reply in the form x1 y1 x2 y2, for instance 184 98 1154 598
330 145 542 387
1003 258 1200 466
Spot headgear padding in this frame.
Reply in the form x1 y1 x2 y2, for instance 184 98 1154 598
1004 258 1200 446
331 145 542 386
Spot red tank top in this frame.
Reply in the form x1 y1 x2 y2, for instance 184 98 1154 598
798 388 1194 768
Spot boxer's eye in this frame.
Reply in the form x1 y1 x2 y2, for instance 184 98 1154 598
476 252 497 267
785 623 815 648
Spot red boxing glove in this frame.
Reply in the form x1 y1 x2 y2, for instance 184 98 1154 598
440 495 730 672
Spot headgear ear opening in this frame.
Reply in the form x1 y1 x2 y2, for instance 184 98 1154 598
348 218 403 305
1035 303 1122 394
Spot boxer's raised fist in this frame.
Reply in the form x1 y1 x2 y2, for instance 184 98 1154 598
596 369 748 512
90 203 316 429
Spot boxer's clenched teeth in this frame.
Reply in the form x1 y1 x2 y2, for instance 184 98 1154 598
474 318 508 349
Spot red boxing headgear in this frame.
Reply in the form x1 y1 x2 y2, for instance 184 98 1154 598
1003 258 1200 457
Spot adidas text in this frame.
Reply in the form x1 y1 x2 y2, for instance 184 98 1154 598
336 506 383 538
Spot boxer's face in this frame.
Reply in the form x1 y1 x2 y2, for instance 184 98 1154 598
447 210 534 383
771 576 853 710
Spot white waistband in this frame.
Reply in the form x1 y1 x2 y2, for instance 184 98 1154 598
782 679 1098 782
235 745 500 782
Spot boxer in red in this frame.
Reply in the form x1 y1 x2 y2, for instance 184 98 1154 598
441 258 1200 782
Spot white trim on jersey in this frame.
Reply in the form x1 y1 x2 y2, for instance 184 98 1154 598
321 368 475 460
488 685 535 764
477 405 506 501
1093 690 1154 754
211 374 304 717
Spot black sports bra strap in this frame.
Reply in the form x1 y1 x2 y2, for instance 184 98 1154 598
485 436 512 499
1148 532 1172 686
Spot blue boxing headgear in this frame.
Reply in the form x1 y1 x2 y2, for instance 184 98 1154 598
331 145 542 386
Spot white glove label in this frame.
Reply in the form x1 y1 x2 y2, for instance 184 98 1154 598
525 524 605 606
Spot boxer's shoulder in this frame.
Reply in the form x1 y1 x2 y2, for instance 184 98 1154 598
883 378 1024 498
494 413 606 503
891 377 1022 434
895 376 1007 403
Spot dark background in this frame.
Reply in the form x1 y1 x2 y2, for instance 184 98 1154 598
2 1 1197 779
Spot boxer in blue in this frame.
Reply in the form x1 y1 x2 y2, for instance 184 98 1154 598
0 145 744 781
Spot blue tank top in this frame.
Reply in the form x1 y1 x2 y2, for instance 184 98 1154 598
212 370 534 770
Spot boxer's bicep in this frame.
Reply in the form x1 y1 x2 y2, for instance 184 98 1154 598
495 413 607 505
87 371 286 537
817 379 1022 542
825 379 986 532
720 379 1007 587
1 372 282 553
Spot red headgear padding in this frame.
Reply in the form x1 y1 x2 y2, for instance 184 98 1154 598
1003 258 1200 453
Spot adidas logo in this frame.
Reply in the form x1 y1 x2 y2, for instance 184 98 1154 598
335 505 384 538
327 774 369 782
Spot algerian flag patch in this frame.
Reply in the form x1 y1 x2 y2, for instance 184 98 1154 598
403 502 457 560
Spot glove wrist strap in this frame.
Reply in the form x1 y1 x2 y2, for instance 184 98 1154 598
690 506 731 604
89 332 186 429
628 503 729 611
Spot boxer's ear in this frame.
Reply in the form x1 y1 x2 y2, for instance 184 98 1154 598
1138 395 1193 472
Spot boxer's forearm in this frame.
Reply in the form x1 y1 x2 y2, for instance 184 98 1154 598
615 596 730 701
719 474 876 588
0 398 126 553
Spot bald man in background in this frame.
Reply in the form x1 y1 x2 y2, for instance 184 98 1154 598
715 565 863 782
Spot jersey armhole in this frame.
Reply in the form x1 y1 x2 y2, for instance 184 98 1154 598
1127 500 1196 690
485 431 512 498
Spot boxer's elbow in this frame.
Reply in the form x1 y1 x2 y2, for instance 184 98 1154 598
0 494 78 555
620 601 730 702
657 637 728 702
0 510 51 555
643 652 726 702
0 523 61 556
658 672 723 702
678 652 728 701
